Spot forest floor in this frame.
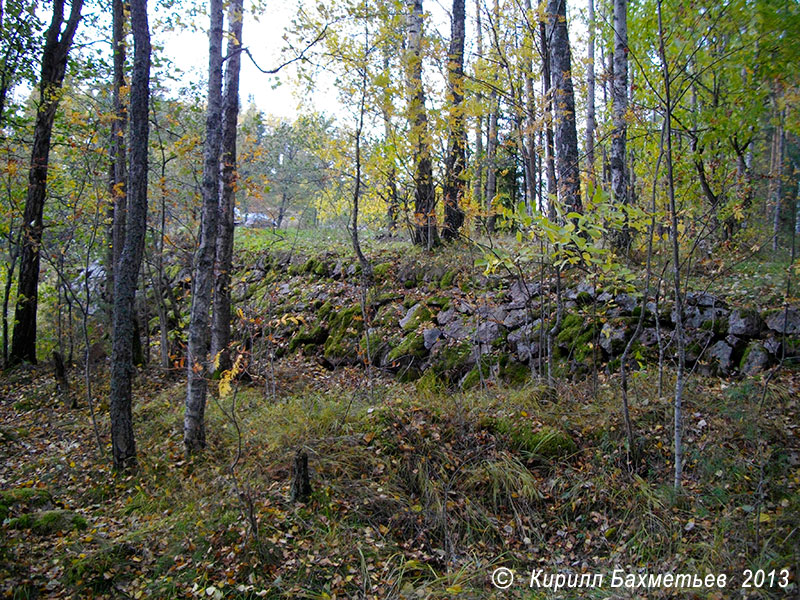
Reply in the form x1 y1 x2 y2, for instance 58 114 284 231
1 232 799 599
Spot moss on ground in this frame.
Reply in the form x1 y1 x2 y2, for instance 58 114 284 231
7 509 88 534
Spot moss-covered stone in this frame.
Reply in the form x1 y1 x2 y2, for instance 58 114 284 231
426 296 451 310
387 332 427 362
7 509 87 534
323 305 364 360
700 317 728 336
440 269 457 288
500 361 530 386
303 257 319 274
492 420 577 459
288 325 329 353
318 301 334 320
0 487 52 507
373 262 392 279
401 304 432 331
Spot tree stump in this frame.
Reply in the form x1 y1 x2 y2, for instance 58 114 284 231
290 449 312 503
52 351 75 408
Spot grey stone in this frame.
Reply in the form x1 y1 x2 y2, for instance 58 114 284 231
600 322 629 356
708 340 734 374
639 328 659 347
509 281 540 307
423 328 442 350
504 308 531 329
476 321 502 345
614 293 638 315
436 307 456 326
728 308 763 337
764 307 800 335
741 342 771 375
686 291 722 307
443 317 473 341
508 323 541 361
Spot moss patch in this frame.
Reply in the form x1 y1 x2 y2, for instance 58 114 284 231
323 305 364 360
387 332 427 363
7 509 88 534
288 325 329 353
492 421 577 459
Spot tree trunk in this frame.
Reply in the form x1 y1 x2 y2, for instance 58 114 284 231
546 0 582 216
610 0 628 247
442 0 466 241
405 0 438 248
771 105 785 251
185 0 224 454
107 0 127 316
539 20 557 220
656 0 685 491
10 0 82 366
109 0 150 471
524 0 537 213
585 0 596 187
211 0 243 374
473 0 484 217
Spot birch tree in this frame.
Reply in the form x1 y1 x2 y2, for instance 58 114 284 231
185 0 224 453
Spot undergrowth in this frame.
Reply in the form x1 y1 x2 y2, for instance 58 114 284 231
1 360 797 599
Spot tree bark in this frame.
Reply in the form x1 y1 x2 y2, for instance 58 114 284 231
405 0 438 248
545 0 582 216
473 0 484 217
109 0 150 471
107 0 128 320
211 0 244 374
442 0 466 241
610 0 628 247
539 20 557 220
185 0 224 454
10 0 82 366
585 0 596 187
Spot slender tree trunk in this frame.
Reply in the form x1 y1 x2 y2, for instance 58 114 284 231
381 49 399 231
351 42 372 278
405 0 438 248
524 0 537 213
585 0 596 188
109 0 150 471
771 106 785 251
211 0 243 374
107 0 127 315
442 0 466 241
546 0 582 215
657 0 685 491
539 20 557 220
473 0 484 216
9 0 82 366
610 0 628 248
185 0 224 454
485 0 500 233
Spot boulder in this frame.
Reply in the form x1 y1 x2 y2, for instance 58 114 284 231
764 307 800 335
740 342 771 375
476 321 502 345
423 328 442 350
443 317 474 341
508 281 540 307
600 321 630 356
436 307 456 326
728 308 763 337
707 340 734 375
